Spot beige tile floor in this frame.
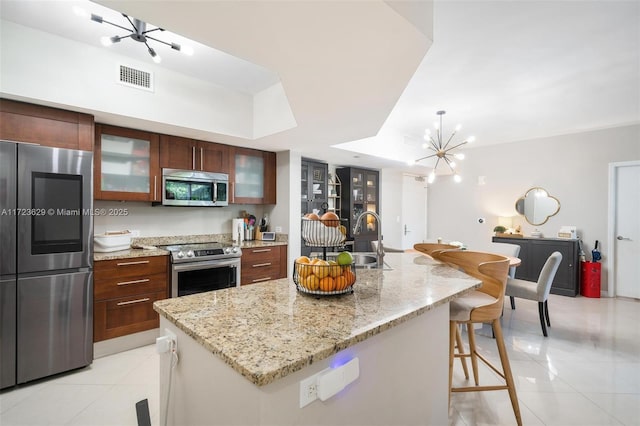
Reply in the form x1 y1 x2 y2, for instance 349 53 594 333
1 294 638 425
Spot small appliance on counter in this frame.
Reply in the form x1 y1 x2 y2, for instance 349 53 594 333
94 230 139 252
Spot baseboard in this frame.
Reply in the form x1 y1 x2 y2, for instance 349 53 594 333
94 328 159 358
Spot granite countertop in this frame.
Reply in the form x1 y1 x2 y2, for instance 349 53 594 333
153 252 481 387
93 234 288 261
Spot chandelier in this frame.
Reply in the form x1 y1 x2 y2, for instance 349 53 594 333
410 110 474 184
90 13 193 64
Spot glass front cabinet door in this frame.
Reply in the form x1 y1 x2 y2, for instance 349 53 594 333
229 147 276 204
94 124 160 201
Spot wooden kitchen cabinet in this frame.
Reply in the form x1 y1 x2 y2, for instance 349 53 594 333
336 167 380 252
93 255 169 341
159 135 229 173
94 124 161 202
0 98 94 151
241 245 287 285
492 236 580 296
229 147 276 204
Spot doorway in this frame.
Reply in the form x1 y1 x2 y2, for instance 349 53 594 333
401 174 428 249
608 161 640 298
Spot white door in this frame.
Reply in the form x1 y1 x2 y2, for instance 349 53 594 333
401 174 427 249
610 162 640 298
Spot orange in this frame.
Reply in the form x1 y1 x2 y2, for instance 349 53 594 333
304 274 320 291
343 270 356 286
328 261 342 278
313 260 330 278
334 275 348 291
297 263 312 279
319 276 335 292
320 212 340 227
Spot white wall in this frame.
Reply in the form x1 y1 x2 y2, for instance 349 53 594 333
0 20 253 138
427 124 640 292
94 201 264 237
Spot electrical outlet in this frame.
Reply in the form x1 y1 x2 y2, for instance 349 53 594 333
164 328 177 352
275 226 282 233
299 374 318 408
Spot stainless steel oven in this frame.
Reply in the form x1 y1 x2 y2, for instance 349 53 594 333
164 242 241 297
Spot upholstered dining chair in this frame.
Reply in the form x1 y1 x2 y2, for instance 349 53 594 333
490 242 521 279
506 251 562 337
432 250 522 426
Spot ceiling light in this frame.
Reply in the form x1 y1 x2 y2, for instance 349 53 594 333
411 110 473 184
90 12 192 62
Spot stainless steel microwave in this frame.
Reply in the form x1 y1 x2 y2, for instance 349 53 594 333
162 169 229 207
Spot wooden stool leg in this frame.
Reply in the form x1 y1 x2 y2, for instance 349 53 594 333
492 319 522 426
466 323 479 385
449 321 457 408
455 325 470 380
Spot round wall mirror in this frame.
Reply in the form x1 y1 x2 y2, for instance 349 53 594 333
515 187 560 225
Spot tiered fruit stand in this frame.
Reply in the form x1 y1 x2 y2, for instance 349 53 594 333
294 218 356 295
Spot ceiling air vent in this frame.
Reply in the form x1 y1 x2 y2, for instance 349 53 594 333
118 64 153 92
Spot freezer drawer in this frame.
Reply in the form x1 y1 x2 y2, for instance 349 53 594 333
17 270 93 384
0 277 16 389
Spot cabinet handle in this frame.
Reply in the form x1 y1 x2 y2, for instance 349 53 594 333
252 262 272 268
200 147 204 170
192 146 196 170
117 278 150 286
117 297 150 306
251 277 271 283
154 176 158 200
251 248 272 253
116 260 150 266
230 182 234 203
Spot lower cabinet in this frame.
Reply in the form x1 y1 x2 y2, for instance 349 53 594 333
241 245 288 285
492 237 579 296
94 255 169 341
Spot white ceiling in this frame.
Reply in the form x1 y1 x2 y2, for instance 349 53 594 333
1 1 638 174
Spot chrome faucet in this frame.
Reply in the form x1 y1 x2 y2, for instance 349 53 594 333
354 211 384 268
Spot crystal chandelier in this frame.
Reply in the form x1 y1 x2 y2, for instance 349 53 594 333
410 110 474 183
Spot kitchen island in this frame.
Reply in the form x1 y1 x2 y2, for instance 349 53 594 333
154 252 481 425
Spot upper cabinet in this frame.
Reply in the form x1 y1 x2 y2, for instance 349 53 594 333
301 159 328 215
159 135 229 173
94 124 160 202
229 147 276 204
336 167 379 252
0 99 94 151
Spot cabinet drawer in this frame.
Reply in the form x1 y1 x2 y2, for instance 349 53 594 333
241 246 281 264
241 264 282 285
94 290 166 342
95 256 168 280
94 272 167 300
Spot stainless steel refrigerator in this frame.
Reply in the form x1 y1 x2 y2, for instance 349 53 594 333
0 141 93 389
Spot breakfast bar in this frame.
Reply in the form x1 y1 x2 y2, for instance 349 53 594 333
154 252 481 425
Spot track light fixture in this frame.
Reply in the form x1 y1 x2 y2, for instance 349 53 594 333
408 110 474 184
91 12 193 63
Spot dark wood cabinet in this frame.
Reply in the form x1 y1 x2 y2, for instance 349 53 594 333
492 237 580 296
94 124 161 202
160 135 229 173
241 245 287 285
229 147 276 204
336 167 380 252
0 98 94 151
94 255 169 341
301 159 328 215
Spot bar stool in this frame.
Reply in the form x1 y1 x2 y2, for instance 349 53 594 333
413 243 460 257
432 250 522 426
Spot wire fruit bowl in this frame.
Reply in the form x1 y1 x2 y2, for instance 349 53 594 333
293 258 356 296
301 218 347 247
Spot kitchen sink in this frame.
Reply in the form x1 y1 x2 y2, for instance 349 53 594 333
313 252 390 270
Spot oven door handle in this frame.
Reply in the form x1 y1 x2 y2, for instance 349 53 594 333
172 258 240 272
